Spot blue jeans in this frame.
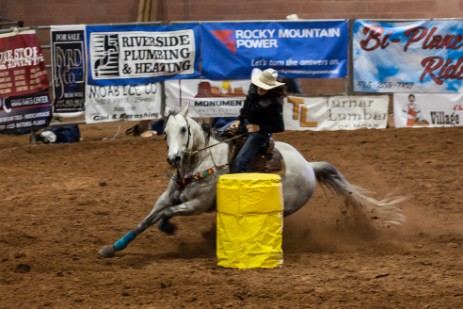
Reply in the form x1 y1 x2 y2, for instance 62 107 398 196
231 132 270 173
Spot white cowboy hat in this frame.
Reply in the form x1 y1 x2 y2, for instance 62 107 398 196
251 68 285 90
286 14 300 20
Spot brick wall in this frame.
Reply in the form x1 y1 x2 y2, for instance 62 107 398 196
4 0 463 27
3 0 463 94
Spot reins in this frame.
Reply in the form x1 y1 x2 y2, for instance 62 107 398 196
187 131 246 156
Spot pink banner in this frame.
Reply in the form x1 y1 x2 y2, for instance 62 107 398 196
0 30 49 98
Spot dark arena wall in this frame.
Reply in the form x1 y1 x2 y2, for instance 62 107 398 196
3 0 462 25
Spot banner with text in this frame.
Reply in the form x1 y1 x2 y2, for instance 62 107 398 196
284 95 389 131
393 93 462 128
0 91 52 133
86 24 200 86
0 30 49 98
354 19 463 93
200 21 348 80
85 83 162 124
51 25 86 116
165 79 250 117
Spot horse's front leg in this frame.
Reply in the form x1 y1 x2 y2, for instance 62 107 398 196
99 189 176 258
158 196 212 234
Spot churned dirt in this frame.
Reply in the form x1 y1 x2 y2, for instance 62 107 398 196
1 122 462 309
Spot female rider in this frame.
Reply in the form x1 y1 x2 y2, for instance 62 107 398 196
229 68 287 173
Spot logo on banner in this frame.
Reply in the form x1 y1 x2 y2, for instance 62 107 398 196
211 27 343 54
195 80 245 98
212 29 279 52
91 34 119 78
212 30 236 54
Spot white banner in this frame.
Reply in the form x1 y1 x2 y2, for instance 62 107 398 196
85 83 162 124
393 93 462 128
284 95 389 131
164 79 250 117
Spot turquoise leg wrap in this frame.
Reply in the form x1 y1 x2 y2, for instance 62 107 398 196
113 230 136 251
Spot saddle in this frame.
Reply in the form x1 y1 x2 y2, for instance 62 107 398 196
226 130 285 175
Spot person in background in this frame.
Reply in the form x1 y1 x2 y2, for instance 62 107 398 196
229 68 287 173
281 76 303 94
282 13 304 95
125 118 164 137
34 124 81 144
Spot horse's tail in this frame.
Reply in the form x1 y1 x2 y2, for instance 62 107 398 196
311 161 408 227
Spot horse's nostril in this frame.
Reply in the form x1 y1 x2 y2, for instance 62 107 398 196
167 156 181 166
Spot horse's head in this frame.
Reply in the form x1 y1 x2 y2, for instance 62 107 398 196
164 105 205 168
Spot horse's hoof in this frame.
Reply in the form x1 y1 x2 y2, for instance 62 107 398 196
99 245 115 258
158 219 177 235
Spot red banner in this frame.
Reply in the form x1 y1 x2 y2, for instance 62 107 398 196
0 30 49 98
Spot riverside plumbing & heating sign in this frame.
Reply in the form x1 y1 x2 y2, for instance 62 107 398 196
354 19 463 93
86 24 200 86
200 21 348 80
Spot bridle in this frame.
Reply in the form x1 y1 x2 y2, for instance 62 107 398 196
172 114 245 157
165 114 245 190
165 113 192 151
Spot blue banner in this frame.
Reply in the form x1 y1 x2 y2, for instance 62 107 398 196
200 21 348 80
51 26 86 114
86 24 201 86
354 19 463 93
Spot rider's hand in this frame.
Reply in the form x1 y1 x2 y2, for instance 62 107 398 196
230 120 240 129
246 124 260 133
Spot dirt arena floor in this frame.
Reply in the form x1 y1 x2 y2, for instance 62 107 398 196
1 122 462 309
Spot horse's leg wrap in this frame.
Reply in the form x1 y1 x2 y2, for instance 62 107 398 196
113 230 137 250
99 210 164 258
99 230 137 258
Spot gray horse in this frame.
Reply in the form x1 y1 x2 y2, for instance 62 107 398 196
99 105 407 258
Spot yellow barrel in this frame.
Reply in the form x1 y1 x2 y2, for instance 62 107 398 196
216 173 284 269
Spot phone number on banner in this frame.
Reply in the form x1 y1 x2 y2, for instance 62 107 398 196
356 81 414 90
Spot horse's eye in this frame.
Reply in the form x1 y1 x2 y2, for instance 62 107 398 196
181 127 187 133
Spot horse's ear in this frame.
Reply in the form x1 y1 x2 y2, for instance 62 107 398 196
179 104 189 116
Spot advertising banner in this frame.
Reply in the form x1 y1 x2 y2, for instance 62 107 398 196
51 25 86 116
354 19 463 93
0 30 49 98
200 21 348 80
284 95 389 131
164 79 250 117
86 24 201 86
85 83 162 124
0 91 52 133
393 93 462 127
